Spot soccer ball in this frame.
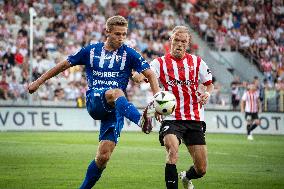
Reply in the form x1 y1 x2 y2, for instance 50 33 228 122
153 91 176 115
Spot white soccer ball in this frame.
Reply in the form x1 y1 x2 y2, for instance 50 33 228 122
153 91 176 115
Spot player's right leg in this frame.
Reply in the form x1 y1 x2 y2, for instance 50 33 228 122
245 113 253 140
159 121 185 189
249 114 260 138
164 134 179 189
80 111 120 189
80 89 119 189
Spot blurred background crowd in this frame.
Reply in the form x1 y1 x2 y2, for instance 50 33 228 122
0 0 283 111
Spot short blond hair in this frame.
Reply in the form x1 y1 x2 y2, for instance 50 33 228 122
106 15 128 31
171 25 192 41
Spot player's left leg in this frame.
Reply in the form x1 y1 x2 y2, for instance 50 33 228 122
105 88 141 123
249 118 260 135
80 139 116 189
180 122 207 188
105 88 153 132
186 145 207 179
245 113 253 139
251 118 260 130
246 113 259 140
180 145 207 189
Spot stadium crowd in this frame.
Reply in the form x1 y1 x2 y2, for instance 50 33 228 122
174 0 284 85
0 0 184 103
172 0 284 111
0 0 283 111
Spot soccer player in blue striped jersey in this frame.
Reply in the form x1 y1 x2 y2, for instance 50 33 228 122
28 15 160 189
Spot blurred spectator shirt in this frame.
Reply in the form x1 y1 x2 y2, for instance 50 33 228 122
67 42 150 92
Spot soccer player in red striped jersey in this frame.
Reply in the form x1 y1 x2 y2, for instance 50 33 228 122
151 26 214 189
241 83 262 140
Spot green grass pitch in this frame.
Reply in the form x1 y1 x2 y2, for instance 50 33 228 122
0 132 284 189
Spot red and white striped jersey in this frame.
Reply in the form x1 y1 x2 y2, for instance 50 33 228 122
241 90 260 113
150 53 212 121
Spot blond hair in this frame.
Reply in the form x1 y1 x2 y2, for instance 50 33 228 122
106 16 128 31
171 25 192 42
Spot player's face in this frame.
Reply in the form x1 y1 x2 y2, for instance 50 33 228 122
106 25 127 49
248 83 256 91
170 32 190 59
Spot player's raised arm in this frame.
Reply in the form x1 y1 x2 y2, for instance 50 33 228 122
28 60 71 94
141 68 160 95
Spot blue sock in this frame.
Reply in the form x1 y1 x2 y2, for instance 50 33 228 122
80 160 104 189
115 96 141 124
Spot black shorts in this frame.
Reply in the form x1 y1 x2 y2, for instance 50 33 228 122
245 112 259 121
159 120 206 146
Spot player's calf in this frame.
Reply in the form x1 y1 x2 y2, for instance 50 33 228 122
185 166 205 180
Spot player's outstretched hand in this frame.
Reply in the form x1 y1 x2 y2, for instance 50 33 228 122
155 112 163 122
27 81 40 94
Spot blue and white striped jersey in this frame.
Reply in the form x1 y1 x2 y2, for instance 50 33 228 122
67 42 150 92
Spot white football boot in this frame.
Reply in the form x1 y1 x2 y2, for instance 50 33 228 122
179 171 195 189
247 134 254 140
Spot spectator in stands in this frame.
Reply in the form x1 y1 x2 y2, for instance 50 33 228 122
231 76 242 110
277 57 284 80
261 55 274 83
222 13 233 30
8 75 21 99
3 48 15 66
0 74 9 99
239 28 251 49
0 58 12 74
53 82 65 101
275 77 284 92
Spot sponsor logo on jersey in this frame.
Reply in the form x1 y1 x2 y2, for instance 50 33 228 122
166 79 197 87
163 125 170 132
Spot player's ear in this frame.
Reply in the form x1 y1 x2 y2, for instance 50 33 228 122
105 28 110 37
169 36 173 43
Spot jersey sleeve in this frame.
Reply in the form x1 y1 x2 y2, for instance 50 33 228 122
67 47 88 66
150 59 160 78
199 57 212 86
129 48 150 73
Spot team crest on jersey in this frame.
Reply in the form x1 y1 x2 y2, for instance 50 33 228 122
116 55 122 62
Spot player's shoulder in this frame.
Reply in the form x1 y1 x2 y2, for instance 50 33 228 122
87 42 104 49
151 55 165 64
187 53 202 60
122 44 141 54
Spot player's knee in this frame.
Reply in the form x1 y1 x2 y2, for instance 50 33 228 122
111 89 125 98
96 153 111 166
105 88 125 103
167 147 179 164
254 119 260 125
